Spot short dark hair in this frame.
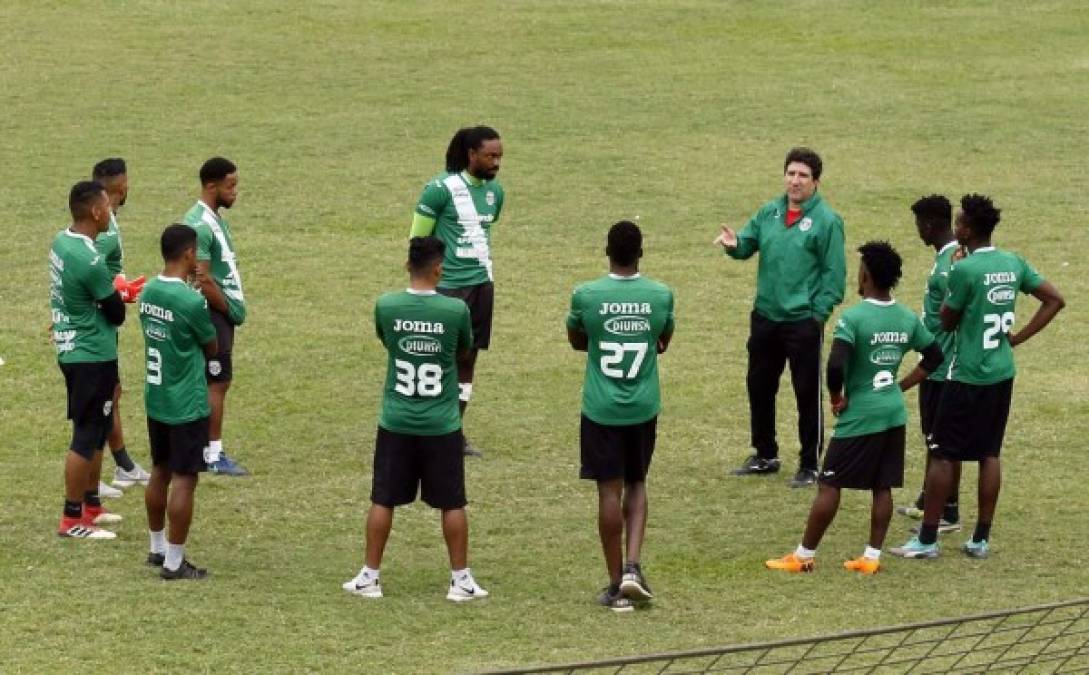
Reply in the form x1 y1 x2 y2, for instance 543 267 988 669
959 193 1001 237
91 158 127 181
161 223 197 261
910 194 952 228
69 180 106 219
606 220 642 267
783 147 823 180
858 240 902 291
199 157 237 185
445 126 501 173
408 236 445 273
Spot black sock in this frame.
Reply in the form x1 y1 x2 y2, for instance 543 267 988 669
914 491 925 510
919 524 939 545
608 582 620 595
111 446 136 472
943 500 960 523
973 522 991 543
63 499 82 518
84 489 101 508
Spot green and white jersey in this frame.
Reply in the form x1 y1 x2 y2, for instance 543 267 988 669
140 276 217 424
375 289 472 435
183 200 246 326
831 299 935 438
49 229 119 363
94 211 124 276
921 242 957 382
566 274 675 426
415 171 505 288
945 247 1044 385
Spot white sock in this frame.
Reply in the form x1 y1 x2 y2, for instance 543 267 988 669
149 530 166 555
165 542 185 571
795 544 816 559
863 546 882 560
451 567 471 582
361 566 379 580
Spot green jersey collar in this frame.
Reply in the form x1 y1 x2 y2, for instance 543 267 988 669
608 273 641 280
459 171 484 187
406 288 438 296
777 191 824 214
863 298 895 306
157 274 187 284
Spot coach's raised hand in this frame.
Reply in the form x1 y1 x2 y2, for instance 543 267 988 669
713 225 738 249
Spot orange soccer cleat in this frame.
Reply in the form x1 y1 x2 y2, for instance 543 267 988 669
764 552 814 573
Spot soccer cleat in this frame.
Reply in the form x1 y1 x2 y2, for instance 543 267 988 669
896 505 924 519
889 537 939 559
598 585 635 613
58 517 117 540
619 562 653 601
446 574 489 602
910 519 962 535
112 463 151 488
765 552 814 573
342 570 383 598
961 539 990 559
732 454 781 476
160 559 208 581
207 453 249 477
98 481 123 498
789 468 819 488
147 552 165 567
843 557 881 575
463 438 484 458
82 505 122 526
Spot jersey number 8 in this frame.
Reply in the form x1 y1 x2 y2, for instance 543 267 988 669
394 359 442 397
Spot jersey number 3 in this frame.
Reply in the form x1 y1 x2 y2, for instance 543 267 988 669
394 359 442 397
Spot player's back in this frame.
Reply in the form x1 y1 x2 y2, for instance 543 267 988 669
50 228 118 363
570 275 675 426
375 290 471 436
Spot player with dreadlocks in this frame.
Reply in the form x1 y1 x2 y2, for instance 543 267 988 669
409 126 505 457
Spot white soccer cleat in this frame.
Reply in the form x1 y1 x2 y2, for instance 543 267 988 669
112 464 151 488
342 570 383 598
58 522 117 540
446 574 489 602
98 481 123 498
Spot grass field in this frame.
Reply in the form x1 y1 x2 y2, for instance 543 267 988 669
2 1 1088 672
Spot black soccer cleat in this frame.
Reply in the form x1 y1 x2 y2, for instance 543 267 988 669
788 468 819 488
463 438 484 458
160 559 209 581
731 454 781 476
147 552 165 567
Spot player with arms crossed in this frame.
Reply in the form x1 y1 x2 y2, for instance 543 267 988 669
140 224 219 579
52 181 136 539
897 195 962 531
892 194 1064 560
183 157 248 476
343 237 488 601
766 242 943 574
410 126 504 457
567 221 675 612
92 158 150 494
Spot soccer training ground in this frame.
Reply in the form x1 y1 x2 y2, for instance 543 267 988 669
1 2 1087 672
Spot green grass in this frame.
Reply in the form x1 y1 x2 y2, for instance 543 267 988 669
1 1 1088 672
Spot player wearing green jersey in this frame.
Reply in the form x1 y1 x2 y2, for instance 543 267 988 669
52 181 129 539
766 242 943 575
410 126 504 457
897 195 962 530
343 237 489 602
183 157 248 477
567 221 675 612
140 224 219 580
716 147 846 487
892 194 1064 560
92 158 152 494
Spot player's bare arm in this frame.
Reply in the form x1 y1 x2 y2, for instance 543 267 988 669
825 338 850 415
656 330 673 355
938 303 962 332
195 261 229 314
1009 281 1065 347
567 327 588 352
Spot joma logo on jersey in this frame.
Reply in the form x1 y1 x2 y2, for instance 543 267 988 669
604 316 651 336
599 302 652 315
140 302 174 322
397 335 443 356
393 319 444 334
984 272 1017 285
870 331 908 345
987 285 1015 305
870 345 903 366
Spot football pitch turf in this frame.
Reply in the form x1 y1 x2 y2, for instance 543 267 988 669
1 1 1087 672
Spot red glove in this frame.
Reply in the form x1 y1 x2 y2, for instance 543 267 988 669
113 274 147 303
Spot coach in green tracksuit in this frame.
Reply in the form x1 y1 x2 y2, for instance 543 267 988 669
716 147 846 487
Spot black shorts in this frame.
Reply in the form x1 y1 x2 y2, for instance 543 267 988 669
205 310 234 383
929 379 1013 462
580 415 657 483
820 426 905 490
370 427 466 510
59 360 119 458
918 379 945 439
148 417 209 475
438 282 494 350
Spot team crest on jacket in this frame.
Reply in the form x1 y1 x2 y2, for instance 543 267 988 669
799 217 813 232
486 191 495 206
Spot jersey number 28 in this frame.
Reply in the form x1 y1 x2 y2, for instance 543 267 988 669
982 312 1015 349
